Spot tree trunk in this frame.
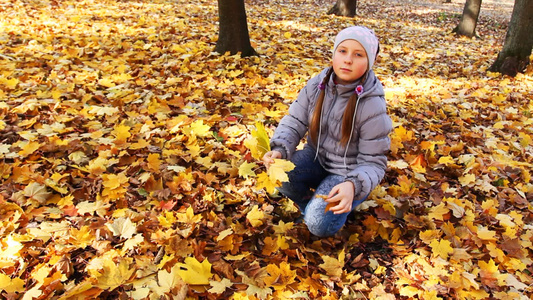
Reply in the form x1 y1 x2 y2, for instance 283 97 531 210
215 0 256 57
452 0 482 38
489 0 533 76
328 0 357 17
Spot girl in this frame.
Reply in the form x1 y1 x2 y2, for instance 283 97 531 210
262 26 392 237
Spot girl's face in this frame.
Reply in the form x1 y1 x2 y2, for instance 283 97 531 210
332 40 368 85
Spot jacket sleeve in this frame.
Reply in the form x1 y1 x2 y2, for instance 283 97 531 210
346 97 392 200
269 83 315 160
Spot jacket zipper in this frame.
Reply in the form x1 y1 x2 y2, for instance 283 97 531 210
322 86 338 138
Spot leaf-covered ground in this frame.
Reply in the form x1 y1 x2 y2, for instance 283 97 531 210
1 0 532 298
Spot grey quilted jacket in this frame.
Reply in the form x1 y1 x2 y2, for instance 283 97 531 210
270 67 392 201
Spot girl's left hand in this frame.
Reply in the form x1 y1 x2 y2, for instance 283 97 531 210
325 181 355 214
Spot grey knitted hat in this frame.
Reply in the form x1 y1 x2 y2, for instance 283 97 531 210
333 26 380 69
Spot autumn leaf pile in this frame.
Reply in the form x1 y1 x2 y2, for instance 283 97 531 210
1 0 532 298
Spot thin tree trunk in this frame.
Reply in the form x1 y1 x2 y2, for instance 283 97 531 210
215 0 256 57
452 0 482 38
489 0 533 76
328 0 357 17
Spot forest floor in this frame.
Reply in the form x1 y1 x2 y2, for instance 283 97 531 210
388 0 514 23
0 0 532 299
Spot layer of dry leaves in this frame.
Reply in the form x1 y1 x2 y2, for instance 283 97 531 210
1 0 532 299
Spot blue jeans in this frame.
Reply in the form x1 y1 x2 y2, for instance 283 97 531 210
278 145 367 237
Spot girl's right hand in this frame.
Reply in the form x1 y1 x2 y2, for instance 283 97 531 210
262 150 282 169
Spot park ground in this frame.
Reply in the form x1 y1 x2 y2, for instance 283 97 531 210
0 0 532 298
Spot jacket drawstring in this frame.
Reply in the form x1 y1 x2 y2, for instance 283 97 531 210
343 72 367 169
344 98 360 169
314 95 326 161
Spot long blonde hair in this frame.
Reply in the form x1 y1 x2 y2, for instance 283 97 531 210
309 68 365 147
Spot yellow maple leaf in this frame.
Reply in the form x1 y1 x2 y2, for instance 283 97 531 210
176 256 213 285
131 138 151 150
394 126 414 142
419 229 441 244
98 77 116 88
241 103 263 116
147 153 161 172
410 154 426 173
238 161 257 179
68 151 89 164
243 137 259 159
76 200 110 217
263 262 297 290
400 286 420 298
518 132 532 149
250 122 271 160
256 172 278 194
438 155 455 165
388 159 409 169
208 278 233 294
106 217 137 239
273 220 294 234
18 141 42 158
157 211 177 228
51 89 62 100
420 140 444 156
276 235 289 250
101 173 129 200
427 202 450 221
195 156 213 168
121 234 144 255
186 120 211 137
216 228 234 242
31 265 53 285
218 235 236 252
70 225 93 249
96 258 135 290
0 274 24 293
397 175 414 195
102 173 127 190
267 159 294 183
176 206 202 224
479 259 500 280
476 226 497 241
262 236 279 256
187 142 202 157
246 205 265 227
87 105 119 116
24 182 51 204
0 77 18 89
151 264 186 296
459 173 476 186
113 123 131 145
111 73 132 83
23 285 42 299
319 249 345 277
429 239 453 260
85 157 108 175
481 199 498 216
